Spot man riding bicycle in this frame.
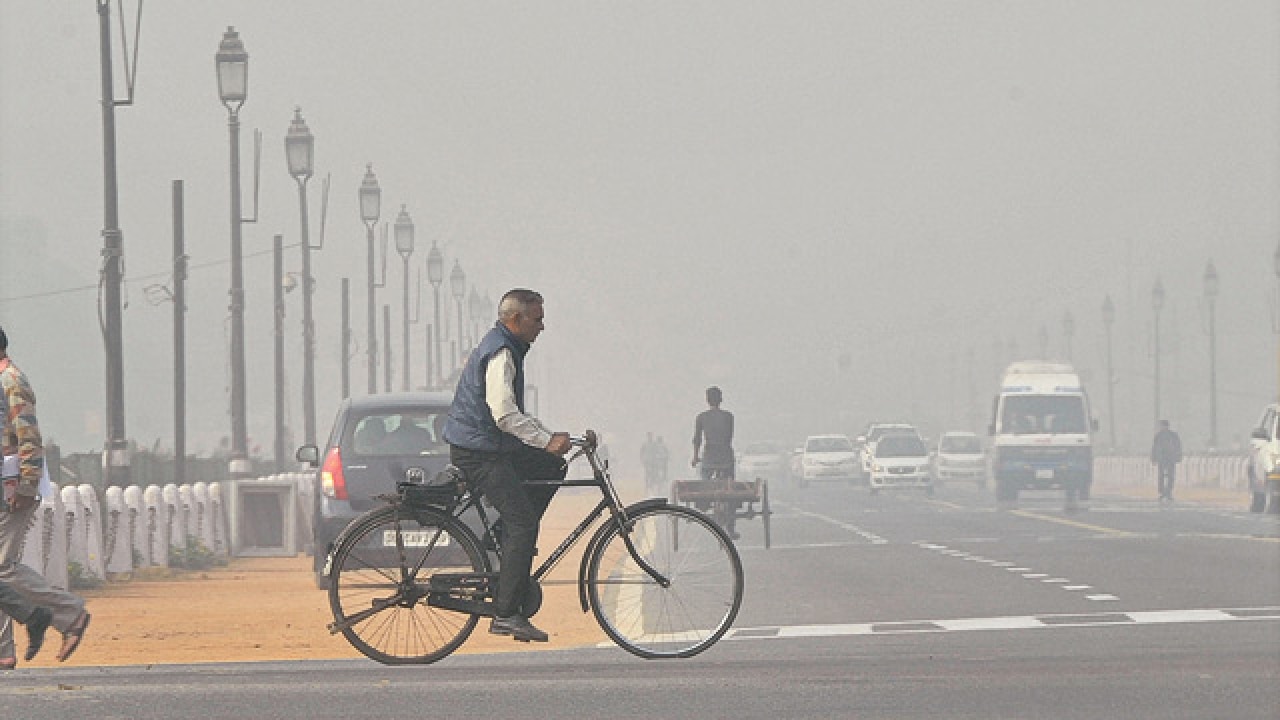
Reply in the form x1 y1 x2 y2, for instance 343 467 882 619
443 288 569 643
691 386 738 539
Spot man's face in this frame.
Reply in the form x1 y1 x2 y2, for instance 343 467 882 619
510 301 545 344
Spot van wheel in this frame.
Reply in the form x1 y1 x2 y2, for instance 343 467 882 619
1250 491 1267 513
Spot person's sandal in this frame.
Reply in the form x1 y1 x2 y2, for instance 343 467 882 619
56 611 90 662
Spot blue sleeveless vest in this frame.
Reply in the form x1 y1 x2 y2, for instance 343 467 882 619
442 322 528 453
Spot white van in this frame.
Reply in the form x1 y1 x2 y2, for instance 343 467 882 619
988 362 1096 503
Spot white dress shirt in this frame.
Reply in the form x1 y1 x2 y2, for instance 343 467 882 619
486 347 553 449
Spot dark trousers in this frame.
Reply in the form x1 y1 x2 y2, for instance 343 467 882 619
1156 462 1177 499
450 444 566 617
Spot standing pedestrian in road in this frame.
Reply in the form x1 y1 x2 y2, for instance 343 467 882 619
652 436 669 490
0 327 91 665
1151 419 1183 503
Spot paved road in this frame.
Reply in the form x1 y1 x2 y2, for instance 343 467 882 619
3 480 1277 719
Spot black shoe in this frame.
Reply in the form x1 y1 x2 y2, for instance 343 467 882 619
23 606 52 661
489 614 549 643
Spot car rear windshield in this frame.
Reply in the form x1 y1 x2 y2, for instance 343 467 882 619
876 434 927 458
940 436 982 453
807 437 853 452
348 410 449 457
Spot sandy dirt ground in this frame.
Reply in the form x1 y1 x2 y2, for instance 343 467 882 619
18 491 609 668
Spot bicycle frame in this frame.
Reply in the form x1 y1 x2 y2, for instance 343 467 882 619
393 433 670 615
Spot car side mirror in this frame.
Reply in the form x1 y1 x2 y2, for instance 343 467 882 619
1252 427 1269 441
296 444 320 467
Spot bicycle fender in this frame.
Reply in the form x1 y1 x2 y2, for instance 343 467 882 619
577 498 670 612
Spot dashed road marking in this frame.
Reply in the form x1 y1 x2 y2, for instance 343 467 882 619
793 508 888 544
915 541 1121 602
725 607 1280 641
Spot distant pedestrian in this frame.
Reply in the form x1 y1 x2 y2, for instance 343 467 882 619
652 436 669 489
0 326 91 666
1150 419 1183 502
640 432 658 491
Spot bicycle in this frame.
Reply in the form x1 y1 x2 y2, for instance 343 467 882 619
323 430 744 665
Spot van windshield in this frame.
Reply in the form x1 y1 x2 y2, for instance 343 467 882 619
1000 395 1086 434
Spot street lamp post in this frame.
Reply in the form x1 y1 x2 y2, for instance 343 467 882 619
359 164 383 394
1203 260 1219 450
426 242 444 388
1275 239 1280 403
216 26 257 478
97 0 140 487
1152 277 1165 426
450 260 466 367
285 107 319 445
1102 295 1116 451
394 205 415 391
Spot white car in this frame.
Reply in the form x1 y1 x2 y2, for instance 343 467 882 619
868 432 933 495
1248 403 1280 513
800 434 858 486
933 431 986 488
738 443 788 484
857 423 919 479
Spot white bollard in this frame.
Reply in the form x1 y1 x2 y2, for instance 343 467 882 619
143 484 169 568
208 482 230 558
192 482 217 554
123 485 148 568
103 486 133 575
77 484 107 583
163 483 184 556
21 482 69 590
61 485 86 576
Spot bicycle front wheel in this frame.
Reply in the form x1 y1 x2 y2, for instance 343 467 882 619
329 505 487 665
586 503 743 658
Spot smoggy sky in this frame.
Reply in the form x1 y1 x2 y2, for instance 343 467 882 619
1 2 1277 472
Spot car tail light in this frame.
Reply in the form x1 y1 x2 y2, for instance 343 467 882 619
320 447 347 500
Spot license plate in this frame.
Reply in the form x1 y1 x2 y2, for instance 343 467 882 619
1035 469 1054 480
384 529 450 547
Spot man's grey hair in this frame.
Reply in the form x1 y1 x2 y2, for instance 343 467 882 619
498 288 543 320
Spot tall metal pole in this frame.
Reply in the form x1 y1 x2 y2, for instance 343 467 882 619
341 278 351 400
217 27 252 478
432 285 443 387
359 164 382 395
1208 297 1217 449
383 305 392 393
402 254 411 391
1152 279 1164 426
172 181 187 486
273 235 286 471
286 108 318 444
98 0 129 486
1103 295 1116 451
367 223 378 394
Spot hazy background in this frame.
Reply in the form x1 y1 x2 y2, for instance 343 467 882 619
1 2 1277 477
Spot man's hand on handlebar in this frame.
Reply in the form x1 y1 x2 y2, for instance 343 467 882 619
546 432 572 456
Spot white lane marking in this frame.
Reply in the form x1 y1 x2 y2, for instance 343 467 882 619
915 541 1120 602
793 508 888 544
730 607 1280 642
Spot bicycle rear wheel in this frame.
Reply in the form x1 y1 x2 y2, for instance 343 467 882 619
586 503 742 658
328 505 487 664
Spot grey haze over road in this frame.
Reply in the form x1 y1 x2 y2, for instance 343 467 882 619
1 2 1275 465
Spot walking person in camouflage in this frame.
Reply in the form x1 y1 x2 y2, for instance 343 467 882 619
0 326 90 666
